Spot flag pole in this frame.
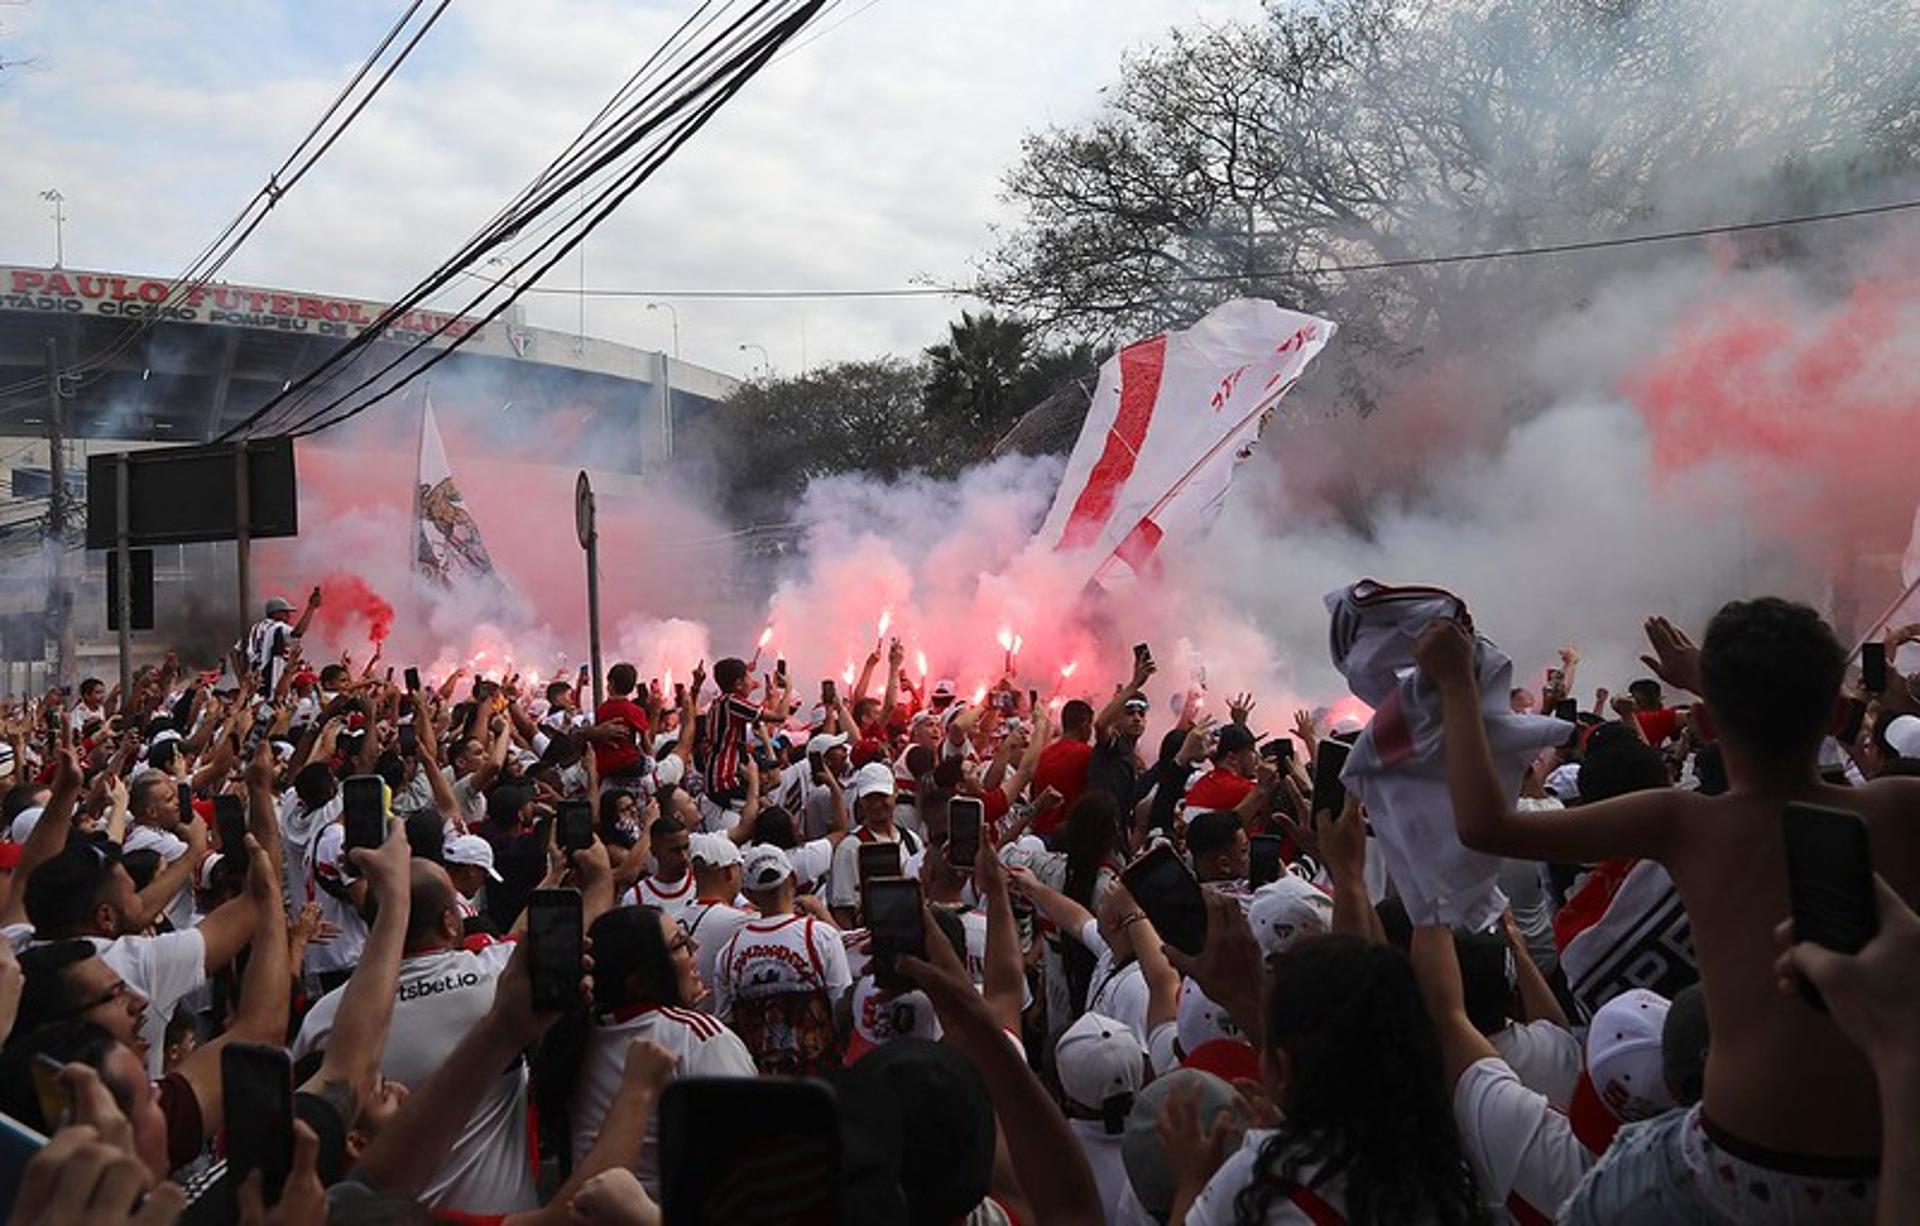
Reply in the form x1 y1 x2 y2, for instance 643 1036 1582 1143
1850 571 1920 660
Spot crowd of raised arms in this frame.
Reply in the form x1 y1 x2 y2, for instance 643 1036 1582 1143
0 585 1916 1226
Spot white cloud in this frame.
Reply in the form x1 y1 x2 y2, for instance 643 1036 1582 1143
0 0 1260 375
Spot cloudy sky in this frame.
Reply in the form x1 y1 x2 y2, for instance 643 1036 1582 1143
0 0 1260 379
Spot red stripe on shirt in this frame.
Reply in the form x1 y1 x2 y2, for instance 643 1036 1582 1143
1058 336 1167 550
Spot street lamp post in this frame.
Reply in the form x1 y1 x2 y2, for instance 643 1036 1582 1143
39 190 66 268
738 342 770 378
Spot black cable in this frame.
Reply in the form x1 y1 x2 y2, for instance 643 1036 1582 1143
275 2 824 440
221 0 814 442
231 0 791 438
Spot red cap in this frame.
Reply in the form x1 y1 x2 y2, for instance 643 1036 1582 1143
1180 1038 1261 1085
851 738 889 768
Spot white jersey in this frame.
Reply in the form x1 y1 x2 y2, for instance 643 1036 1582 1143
679 898 758 1012
122 824 195 933
710 913 852 1075
569 1004 758 1199
1077 919 1150 1046
97 931 206 1078
1187 1131 1352 1225
1453 1057 1591 1223
302 823 370 976
826 826 924 912
278 792 340 919
292 938 534 1214
1491 1018 1583 1112
242 617 296 693
629 870 697 923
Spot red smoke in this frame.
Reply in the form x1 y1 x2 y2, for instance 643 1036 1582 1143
1626 253 1920 570
312 572 395 647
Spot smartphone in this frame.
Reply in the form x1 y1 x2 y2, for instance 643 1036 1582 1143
1259 737 1294 763
1553 698 1580 723
776 658 788 682
1861 642 1888 694
1133 642 1151 666
1783 803 1878 1010
404 666 421 694
822 678 838 705
0 1110 48 1220
994 689 1018 715
214 794 248 857
660 1079 840 1225
856 841 902 889
528 888 585 1012
1121 844 1209 957
947 796 983 869
397 722 418 756
556 799 594 852
1312 737 1351 821
1248 833 1284 889
340 775 389 854
864 876 925 988
222 1043 293 1208
29 1054 71 1131
1837 696 1869 746
177 782 195 825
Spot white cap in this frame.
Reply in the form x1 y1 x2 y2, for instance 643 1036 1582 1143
852 975 942 1046
1246 876 1334 959
807 732 850 756
742 844 795 891
1587 988 1676 1122
690 832 743 869
1056 1012 1147 1112
1545 763 1582 803
1175 982 1242 1055
654 755 685 787
851 761 896 802
931 678 956 698
265 596 296 616
652 732 680 756
9 807 43 844
445 834 504 882
195 851 225 891
1885 714 1920 759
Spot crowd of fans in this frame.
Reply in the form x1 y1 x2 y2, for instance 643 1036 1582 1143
0 585 1915 1224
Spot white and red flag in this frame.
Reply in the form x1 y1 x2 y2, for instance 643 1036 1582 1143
1035 298 1335 589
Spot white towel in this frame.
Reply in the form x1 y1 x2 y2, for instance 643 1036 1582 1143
1325 580 1572 928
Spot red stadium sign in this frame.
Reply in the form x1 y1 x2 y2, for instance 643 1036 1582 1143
0 265 485 345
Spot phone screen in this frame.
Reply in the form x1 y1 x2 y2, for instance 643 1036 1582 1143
1248 834 1283 889
397 723 418 756
340 775 389 854
1861 642 1888 694
864 877 924 987
528 889 585 1012
557 799 594 852
660 1080 840 1225
1553 698 1580 723
222 1043 293 1208
1783 802 1878 1010
1259 737 1294 763
822 679 838 704
946 797 983 869
1311 738 1351 821
856 842 902 889
404 666 422 693
1837 697 1869 746
214 794 247 857
1120 845 1208 956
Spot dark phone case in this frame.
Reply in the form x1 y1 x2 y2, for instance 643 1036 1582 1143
864 877 925 987
1121 847 1208 956
528 890 584 1012
1312 741 1351 817
221 1043 293 1208
1783 803 1878 1010
660 1080 840 1225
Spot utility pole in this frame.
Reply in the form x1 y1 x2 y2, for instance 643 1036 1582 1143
45 338 73 684
646 302 679 467
39 190 66 268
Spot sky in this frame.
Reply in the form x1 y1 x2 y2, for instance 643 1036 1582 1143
0 0 1262 379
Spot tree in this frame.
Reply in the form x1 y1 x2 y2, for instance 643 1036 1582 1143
976 0 1920 408
922 312 1102 468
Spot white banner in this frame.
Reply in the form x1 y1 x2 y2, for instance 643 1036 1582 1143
1035 298 1335 589
413 393 498 586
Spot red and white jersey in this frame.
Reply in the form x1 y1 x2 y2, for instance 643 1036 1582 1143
1453 1057 1592 1225
680 898 758 1013
303 823 370 976
569 1004 757 1199
628 870 697 923
292 936 533 1215
712 914 852 1075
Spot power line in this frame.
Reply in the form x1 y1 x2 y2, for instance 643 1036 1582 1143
467 192 1920 302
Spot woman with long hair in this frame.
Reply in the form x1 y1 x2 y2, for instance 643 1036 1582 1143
1168 935 1487 1225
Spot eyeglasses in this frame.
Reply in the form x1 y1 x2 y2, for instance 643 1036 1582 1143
64 977 136 1018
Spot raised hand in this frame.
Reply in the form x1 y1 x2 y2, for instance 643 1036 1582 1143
1412 618 1476 692
1640 615 1703 696
1228 692 1257 726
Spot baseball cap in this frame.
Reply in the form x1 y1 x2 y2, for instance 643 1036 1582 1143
654 754 685 787
1122 1069 1245 1218
1214 723 1257 755
1544 762 1582 803
931 679 956 699
265 596 295 616
1246 876 1334 959
852 761 896 802
742 844 794 891
1585 988 1676 1125
444 834 503 882
1175 981 1242 1055
807 731 850 756
1122 695 1150 712
651 732 680 756
1885 713 1920 758
851 738 889 768
689 832 743 869
1057 1012 1147 1122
